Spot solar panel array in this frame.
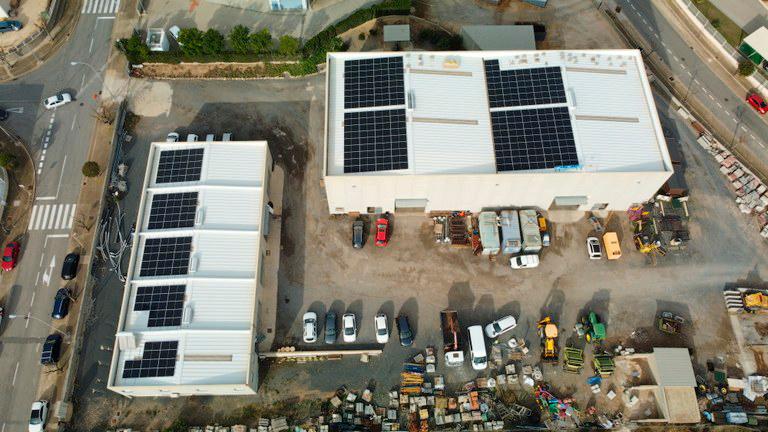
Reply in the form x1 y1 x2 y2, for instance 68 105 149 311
139 237 192 277
491 106 578 172
148 192 198 230
122 341 178 378
134 285 186 327
484 61 567 108
343 109 408 173
344 57 405 109
156 148 205 184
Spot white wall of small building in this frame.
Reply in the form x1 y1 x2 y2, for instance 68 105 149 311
324 170 672 214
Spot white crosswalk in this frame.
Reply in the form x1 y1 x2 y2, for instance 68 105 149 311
28 204 77 232
81 0 120 15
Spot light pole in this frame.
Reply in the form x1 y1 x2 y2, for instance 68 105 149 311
70 61 118 100
7 312 71 341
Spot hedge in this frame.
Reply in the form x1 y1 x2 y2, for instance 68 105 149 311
147 51 301 64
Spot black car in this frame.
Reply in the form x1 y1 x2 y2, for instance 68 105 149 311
352 220 364 249
396 315 414 347
0 108 8 121
324 312 337 344
40 334 62 365
61 253 79 280
51 288 71 319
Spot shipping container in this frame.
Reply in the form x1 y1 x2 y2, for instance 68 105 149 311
500 210 522 255
519 209 542 252
478 212 500 255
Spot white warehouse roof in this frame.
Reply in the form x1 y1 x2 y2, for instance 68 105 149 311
108 141 271 396
325 50 672 177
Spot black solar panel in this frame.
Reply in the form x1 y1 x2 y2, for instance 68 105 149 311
134 285 186 327
148 192 198 230
139 237 192 277
343 109 408 173
122 341 178 379
156 148 205 184
344 57 405 109
491 106 578 172
484 61 566 108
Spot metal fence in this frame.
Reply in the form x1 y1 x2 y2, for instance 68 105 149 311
679 0 768 88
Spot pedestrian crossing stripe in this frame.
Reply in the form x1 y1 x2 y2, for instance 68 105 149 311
81 0 120 15
28 204 77 231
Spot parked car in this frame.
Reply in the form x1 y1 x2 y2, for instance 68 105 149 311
510 254 539 269
61 252 79 280
396 315 414 346
51 288 71 320
586 237 602 259
747 93 768 114
186 134 198 142
28 400 48 432
2 241 20 271
342 313 357 342
0 20 22 33
352 219 365 249
43 92 72 110
166 132 180 142
324 311 337 344
374 313 389 344
485 315 517 338
0 108 8 121
40 334 62 365
302 311 317 343
375 217 389 247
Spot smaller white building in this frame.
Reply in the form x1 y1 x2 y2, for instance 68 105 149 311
107 140 274 397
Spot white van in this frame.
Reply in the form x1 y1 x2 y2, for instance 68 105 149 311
467 325 487 370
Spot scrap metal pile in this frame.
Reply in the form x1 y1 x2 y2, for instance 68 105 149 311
628 198 691 259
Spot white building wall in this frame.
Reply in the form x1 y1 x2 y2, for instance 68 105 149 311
325 170 672 213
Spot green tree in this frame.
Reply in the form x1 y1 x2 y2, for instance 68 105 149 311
178 28 205 56
202 29 225 55
278 35 300 55
229 25 251 54
82 161 101 177
116 34 150 64
738 59 756 76
0 152 17 170
250 28 273 53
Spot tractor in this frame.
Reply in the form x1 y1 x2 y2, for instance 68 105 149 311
575 311 606 343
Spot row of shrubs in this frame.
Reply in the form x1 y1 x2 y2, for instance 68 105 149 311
116 0 412 77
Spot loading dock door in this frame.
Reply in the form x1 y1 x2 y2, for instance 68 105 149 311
395 199 428 213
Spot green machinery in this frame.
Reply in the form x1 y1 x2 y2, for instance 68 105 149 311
562 347 584 374
593 354 615 377
575 312 606 343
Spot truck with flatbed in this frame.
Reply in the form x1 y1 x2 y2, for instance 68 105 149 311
441 309 465 366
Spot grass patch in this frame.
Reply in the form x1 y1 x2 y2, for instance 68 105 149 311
692 0 746 47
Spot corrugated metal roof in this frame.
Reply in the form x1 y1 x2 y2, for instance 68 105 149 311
460 25 536 51
113 141 269 391
326 50 672 177
383 25 410 42
653 347 696 387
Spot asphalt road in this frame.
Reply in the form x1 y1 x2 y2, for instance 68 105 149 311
613 0 768 171
0 13 115 432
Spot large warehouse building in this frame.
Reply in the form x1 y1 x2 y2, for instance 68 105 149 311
323 50 673 214
107 140 275 397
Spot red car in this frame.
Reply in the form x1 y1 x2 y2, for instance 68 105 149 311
747 93 768 114
375 217 389 247
2 241 20 271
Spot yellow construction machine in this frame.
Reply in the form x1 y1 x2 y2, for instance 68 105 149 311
538 317 559 363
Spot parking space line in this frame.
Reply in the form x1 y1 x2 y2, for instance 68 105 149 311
11 362 19 386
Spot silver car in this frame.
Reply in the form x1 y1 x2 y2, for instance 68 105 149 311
302 312 317 343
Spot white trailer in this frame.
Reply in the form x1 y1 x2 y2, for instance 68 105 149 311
500 210 522 255
519 209 542 252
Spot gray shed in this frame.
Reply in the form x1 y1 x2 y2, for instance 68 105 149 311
460 25 536 51
384 25 411 43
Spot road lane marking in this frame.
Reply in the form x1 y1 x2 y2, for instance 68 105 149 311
35 271 40 285
30 291 35 307
71 113 78 131
39 253 44 267
761 143 766 148
29 204 77 231
28 205 39 229
69 205 77 228
12 362 19 386
39 205 51 229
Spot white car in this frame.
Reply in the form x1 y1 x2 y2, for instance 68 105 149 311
43 93 72 110
302 312 317 343
186 134 198 142
587 236 602 260
510 254 539 269
485 315 517 338
342 313 357 343
166 132 180 142
374 313 389 344
28 400 48 432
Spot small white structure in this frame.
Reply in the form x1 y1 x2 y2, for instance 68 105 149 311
107 140 275 397
146 28 170 52
323 50 673 214
269 0 307 10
